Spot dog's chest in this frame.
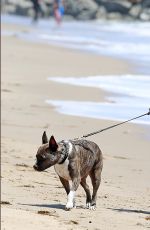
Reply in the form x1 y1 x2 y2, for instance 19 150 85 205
54 159 71 180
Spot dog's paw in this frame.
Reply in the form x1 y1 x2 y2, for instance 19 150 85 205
65 191 76 211
86 202 91 209
65 202 74 211
86 203 96 210
89 205 96 210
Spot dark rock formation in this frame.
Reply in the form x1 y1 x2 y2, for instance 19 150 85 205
1 0 150 21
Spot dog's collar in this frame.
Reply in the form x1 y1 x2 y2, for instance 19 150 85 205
58 141 69 164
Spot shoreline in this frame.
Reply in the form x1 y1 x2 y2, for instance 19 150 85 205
2 14 150 77
46 75 150 126
2 21 150 230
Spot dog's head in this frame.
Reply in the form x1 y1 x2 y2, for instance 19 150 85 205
33 131 63 171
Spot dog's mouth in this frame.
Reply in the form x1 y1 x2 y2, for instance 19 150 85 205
33 164 44 172
33 162 55 171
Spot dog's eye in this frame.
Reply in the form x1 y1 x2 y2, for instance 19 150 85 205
37 154 46 161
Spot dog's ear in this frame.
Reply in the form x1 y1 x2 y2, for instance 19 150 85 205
49 136 58 152
42 131 48 144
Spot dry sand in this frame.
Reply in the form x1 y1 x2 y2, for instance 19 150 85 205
1 22 150 230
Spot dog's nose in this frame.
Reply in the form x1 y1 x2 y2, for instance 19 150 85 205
33 164 38 170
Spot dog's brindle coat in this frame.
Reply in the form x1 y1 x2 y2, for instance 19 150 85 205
33 131 103 210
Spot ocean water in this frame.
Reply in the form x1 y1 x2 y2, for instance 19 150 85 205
47 75 150 125
2 15 150 125
2 14 150 74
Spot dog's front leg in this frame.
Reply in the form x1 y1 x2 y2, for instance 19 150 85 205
59 176 70 195
65 177 80 211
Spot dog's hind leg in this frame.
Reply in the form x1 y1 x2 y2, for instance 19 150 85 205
90 165 102 210
80 177 92 208
59 176 70 195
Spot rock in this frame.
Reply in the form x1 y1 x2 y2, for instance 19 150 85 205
96 6 107 19
94 0 103 4
63 15 74 21
65 0 79 17
95 0 132 8
1 0 150 21
142 0 150 8
77 10 95 20
116 0 132 8
76 0 98 20
103 1 130 15
15 5 30 16
140 9 150 21
128 0 142 4
65 0 98 19
2 4 16 14
78 0 98 12
129 4 142 18
107 12 124 20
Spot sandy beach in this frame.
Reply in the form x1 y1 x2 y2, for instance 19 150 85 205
1 22 150 230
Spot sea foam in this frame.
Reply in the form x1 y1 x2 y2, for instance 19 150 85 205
47 75 150 125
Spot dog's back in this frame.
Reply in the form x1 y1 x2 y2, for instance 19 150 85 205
69 139 103 179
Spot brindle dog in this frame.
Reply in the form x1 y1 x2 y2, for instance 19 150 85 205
33 131 103 210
